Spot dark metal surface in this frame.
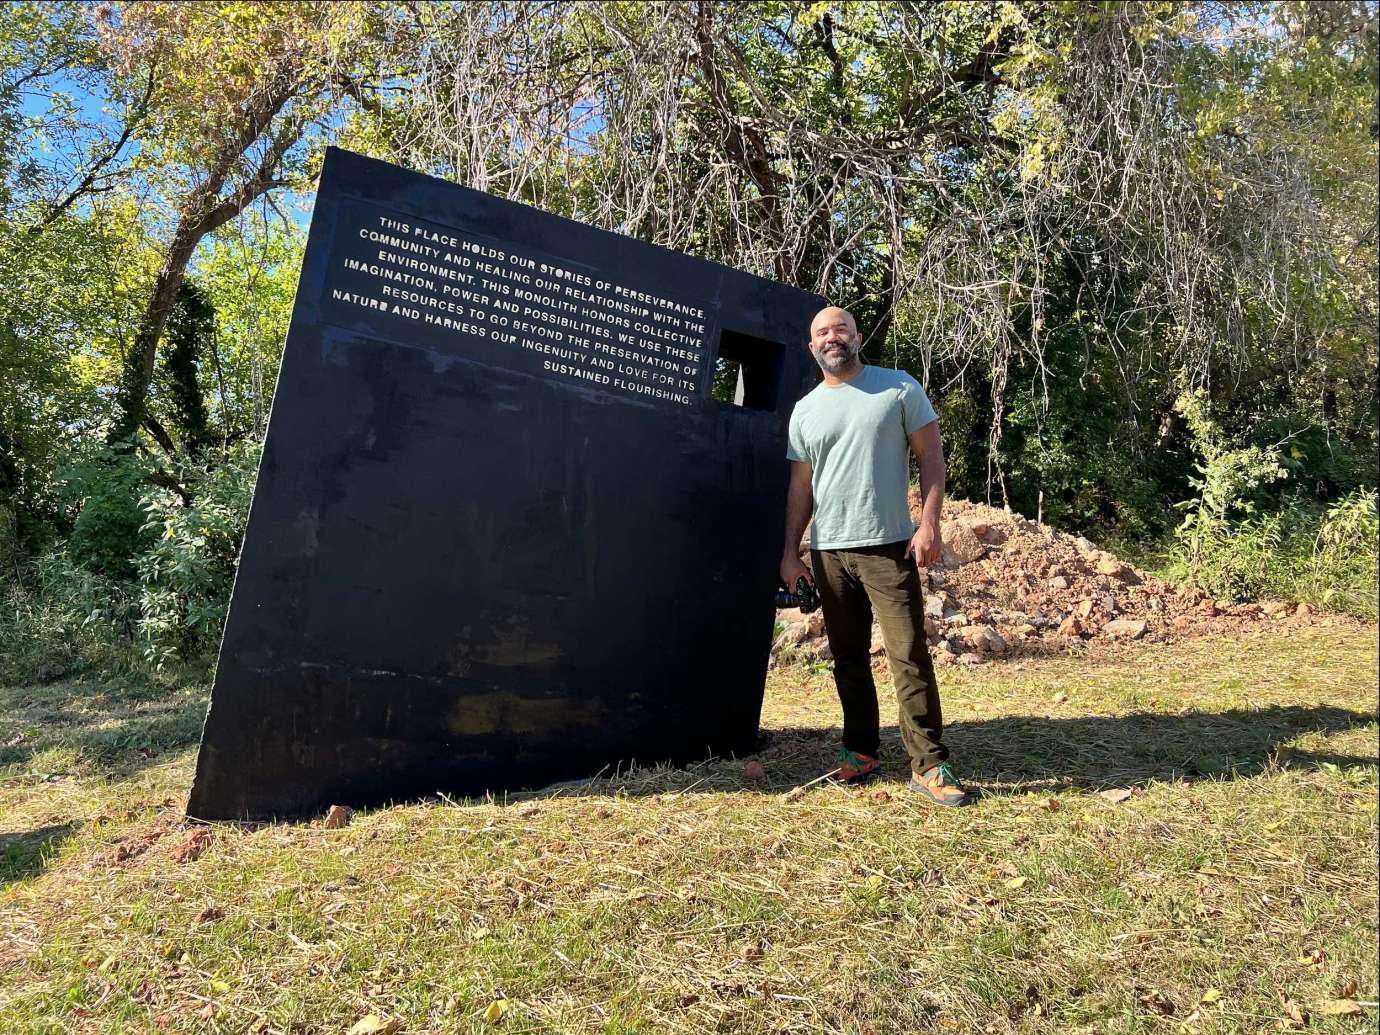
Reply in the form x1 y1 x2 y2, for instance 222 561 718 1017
188 148 822 821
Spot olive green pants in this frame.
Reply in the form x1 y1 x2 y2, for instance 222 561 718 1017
811 540 947 774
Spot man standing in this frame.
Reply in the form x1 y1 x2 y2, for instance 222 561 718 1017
780 306 971 806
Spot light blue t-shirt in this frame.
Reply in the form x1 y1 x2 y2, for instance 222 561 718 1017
786 365 938 550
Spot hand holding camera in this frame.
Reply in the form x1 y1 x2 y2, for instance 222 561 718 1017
774 574 820 614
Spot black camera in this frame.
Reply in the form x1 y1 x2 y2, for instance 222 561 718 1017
775 574 820 614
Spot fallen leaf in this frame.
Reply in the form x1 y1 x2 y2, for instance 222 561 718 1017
1278 990 1308 1028
483 998 510 1023
210 979 230 995
323 804 353 829
1339 980 1358 998
781 787 806 803
194 906 224 925
1316 1000 1362 1017
1297 948 1326 968
348 1015 401 1035
869 789 891 803
1004 875 1029 891
1041 798 1060 812
1099 788 1134 804
1052 691 1068 704
1200 988 1221 1004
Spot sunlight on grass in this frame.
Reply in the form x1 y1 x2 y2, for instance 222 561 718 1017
1 626 1375 1033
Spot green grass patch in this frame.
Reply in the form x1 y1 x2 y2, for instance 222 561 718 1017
1 626 1376 1032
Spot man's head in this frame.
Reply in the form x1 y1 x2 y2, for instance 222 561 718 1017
808 306 863 376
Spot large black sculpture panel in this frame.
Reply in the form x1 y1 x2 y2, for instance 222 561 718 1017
188 148 822 821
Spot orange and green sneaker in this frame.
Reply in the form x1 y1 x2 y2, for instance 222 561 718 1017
836 749 882 783
908 762 973 807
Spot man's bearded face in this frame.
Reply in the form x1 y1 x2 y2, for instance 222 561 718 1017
809 311 861 374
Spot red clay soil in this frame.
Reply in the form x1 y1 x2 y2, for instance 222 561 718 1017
773 494 1341 667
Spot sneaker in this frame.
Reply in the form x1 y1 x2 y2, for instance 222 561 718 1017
836 749 881 783
908 762 973 807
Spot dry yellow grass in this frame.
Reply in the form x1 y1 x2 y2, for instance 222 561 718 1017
1 625 1376 1033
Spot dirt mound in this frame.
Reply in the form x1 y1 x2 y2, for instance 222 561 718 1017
774 494 1329 667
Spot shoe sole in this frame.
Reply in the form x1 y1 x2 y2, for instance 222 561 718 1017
908 777 974 807
839 767 881 784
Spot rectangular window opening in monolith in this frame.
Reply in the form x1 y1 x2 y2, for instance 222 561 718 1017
715 329 785 411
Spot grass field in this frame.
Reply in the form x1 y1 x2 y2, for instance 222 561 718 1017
2 625 1376 1033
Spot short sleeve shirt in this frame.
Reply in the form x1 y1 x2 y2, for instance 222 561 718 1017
786 365 938 550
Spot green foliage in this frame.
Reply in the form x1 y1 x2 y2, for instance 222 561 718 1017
1168 390 1377 616
1171 388 1287 574
0 549 138 684
1 441 260 683
933 386 983 504
1306 490 1380 618
64 448 156 580
0 1 1375 677
1165 492 1378 620
995 316 1173 538
135 441 259 668
197 210 304 438
159 280 215 455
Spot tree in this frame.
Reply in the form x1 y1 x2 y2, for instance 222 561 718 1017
362 2 1375 507
94 0 374 447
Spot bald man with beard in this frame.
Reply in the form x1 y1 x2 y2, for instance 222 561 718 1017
780 306 971 806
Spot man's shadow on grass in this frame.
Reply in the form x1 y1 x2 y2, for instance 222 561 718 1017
528 703 1376 801
928 703 1374 794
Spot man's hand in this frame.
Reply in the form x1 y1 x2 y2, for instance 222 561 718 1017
781 552 813 589
904 521 942 569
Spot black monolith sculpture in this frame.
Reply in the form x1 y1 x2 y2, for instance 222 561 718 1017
187 147 822 820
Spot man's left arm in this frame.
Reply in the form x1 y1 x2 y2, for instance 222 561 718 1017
904 420 946 568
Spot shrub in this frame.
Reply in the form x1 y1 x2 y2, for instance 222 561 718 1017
135 441 259 670
0 549 138 683
1168 390 1378 617
1305 489 1379 619
63 447 156 580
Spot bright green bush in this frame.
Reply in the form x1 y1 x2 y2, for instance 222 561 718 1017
135 442 259 669
1168 390 1378 617
63 447 156 580
1 443 260 682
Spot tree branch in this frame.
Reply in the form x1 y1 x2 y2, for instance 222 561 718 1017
30 64 156 233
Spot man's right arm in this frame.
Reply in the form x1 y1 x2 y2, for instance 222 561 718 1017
781 460 814 586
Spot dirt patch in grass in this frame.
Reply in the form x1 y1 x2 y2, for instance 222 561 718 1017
775 497 1363 669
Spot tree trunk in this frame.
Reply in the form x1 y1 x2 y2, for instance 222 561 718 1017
108 223 206 444
107 72 302 448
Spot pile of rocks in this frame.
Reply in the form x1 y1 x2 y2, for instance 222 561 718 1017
773 495 1325 668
